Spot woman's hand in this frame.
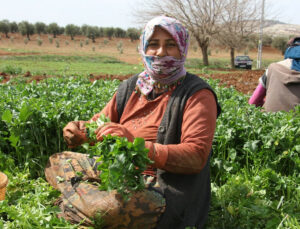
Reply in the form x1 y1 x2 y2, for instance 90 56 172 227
95 122 134 142
63 121 88 148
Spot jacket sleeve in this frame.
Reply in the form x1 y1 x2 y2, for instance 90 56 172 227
148 89 217 174
248 71 267 107
248 83 266 107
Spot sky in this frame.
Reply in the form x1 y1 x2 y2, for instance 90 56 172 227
0 0 299 29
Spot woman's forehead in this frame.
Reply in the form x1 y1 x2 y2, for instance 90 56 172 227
149 27 174 40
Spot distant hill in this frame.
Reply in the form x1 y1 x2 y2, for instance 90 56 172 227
262 20 300 37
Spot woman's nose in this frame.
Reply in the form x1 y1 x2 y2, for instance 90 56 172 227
156 45 167 57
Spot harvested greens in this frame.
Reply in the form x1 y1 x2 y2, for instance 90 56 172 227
83 114 152 199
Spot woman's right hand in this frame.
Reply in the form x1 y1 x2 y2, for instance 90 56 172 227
63 121 88 148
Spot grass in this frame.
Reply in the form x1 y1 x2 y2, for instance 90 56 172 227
0 47 41 54
0 55 144 76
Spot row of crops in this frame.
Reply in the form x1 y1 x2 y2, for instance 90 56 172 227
0 76 299 228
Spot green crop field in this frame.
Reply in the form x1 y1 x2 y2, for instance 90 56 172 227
0 55 144 77
0 53 299 228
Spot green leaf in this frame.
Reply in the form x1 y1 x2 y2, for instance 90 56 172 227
9 133 19 147
116 153 126 164
19 102 32 122
133 138 145 151
2 109 13 123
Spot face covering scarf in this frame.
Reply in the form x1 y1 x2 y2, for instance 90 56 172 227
136 16 190 95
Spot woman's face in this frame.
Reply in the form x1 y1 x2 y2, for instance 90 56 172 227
145 27 181 59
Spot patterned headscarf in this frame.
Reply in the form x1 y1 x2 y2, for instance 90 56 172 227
136 15 190 95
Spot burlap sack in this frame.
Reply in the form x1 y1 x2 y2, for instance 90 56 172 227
45 151 165 228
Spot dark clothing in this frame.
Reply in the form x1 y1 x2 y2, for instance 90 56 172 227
116 72 221 228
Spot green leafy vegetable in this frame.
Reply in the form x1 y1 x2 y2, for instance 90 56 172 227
84 115 152 200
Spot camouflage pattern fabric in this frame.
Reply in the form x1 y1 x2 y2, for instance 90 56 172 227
45 151 166 228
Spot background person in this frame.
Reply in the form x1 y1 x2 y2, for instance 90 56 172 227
249 36 300 112
48 15 221 229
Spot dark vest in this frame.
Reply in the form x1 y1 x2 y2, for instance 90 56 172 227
116 72 221 229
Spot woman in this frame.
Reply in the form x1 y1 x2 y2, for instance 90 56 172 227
249 36 300 112
47 15 221 229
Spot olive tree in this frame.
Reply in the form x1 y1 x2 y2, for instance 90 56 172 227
47 23 61 38
104 27 115 40
9 22 19 33
80 24 89 36
127 28 141 42
65 24 81 40
18 21 35 40
86 26 100 43
114 27 127 38
35 22 46 35
0 20 10 38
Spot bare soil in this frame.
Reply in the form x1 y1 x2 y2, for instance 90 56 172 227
202 70 264 95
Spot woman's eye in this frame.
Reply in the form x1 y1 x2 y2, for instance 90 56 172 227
148 43 158 47
167 43 177 47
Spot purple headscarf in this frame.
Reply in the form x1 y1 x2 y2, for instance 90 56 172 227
136 15 190 95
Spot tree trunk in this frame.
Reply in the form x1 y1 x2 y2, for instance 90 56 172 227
195 36 209 66
230 47 235 69
27 33 31 41
71 35 74 40
53 33 56 38
200 45 209 66
5 32 9 38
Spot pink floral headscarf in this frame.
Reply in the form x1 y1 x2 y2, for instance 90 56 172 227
136 16 190 95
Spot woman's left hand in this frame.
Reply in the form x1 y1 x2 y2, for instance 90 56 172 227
94 122 134 142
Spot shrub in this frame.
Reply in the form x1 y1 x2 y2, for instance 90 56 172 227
117 41 123 54
65 40 69 46
24 38 29 44
85 38 89 45
247 42 255 51
1 65 22 75
55 39 60 48
262 35 273 46
80 40 83 47
103 39 109 45
37 38 43 46
272 36 289 55
48 35 53 44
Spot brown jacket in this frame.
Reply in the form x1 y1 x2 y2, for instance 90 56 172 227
264 61 300 112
